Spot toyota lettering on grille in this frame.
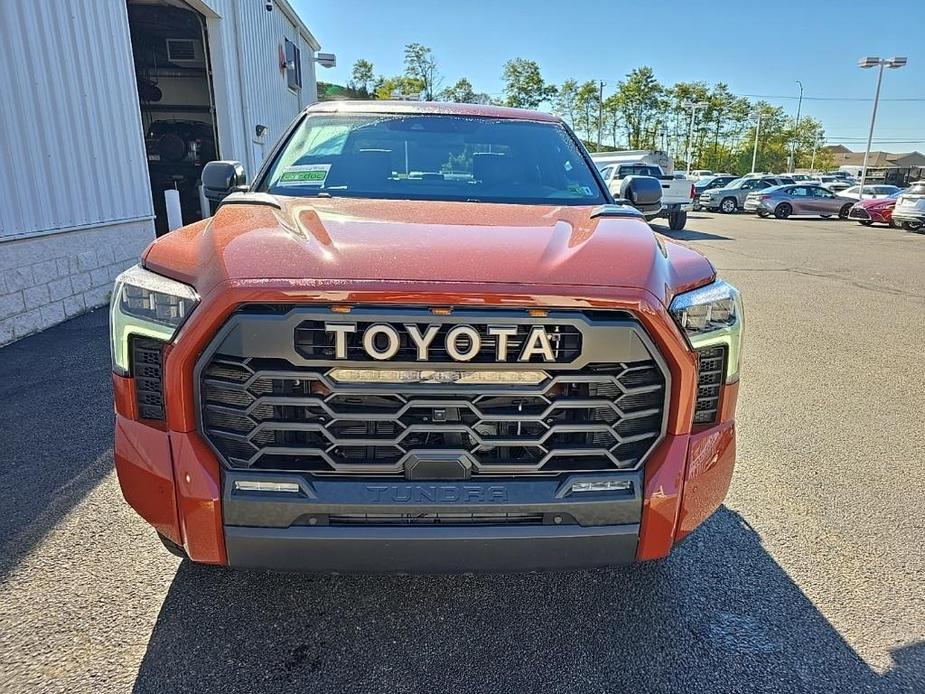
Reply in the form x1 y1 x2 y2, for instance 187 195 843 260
324 322 558 362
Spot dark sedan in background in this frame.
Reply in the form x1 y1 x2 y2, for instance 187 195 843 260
692 174 737 210
744 184 855 219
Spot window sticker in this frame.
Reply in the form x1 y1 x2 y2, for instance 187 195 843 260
278 163 331 187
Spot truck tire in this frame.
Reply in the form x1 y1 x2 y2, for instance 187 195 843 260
668 211 687 230
720 197 737 214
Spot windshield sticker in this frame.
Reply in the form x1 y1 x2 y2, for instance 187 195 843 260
278 163 331 187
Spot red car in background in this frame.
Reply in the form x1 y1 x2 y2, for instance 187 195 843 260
848 190 903 227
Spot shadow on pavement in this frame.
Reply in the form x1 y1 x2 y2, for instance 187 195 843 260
652 224 732 241
0 310 114 579
133 508 922 694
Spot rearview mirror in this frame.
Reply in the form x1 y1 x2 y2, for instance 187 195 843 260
202 161 248 202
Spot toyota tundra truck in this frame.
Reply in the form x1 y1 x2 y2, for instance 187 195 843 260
110 101 743 572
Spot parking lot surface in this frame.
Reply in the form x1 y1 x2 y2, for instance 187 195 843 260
1 212 923 694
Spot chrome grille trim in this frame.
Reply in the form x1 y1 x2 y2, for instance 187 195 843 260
195 307 671 477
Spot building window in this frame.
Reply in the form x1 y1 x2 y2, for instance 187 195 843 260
284 38 302 91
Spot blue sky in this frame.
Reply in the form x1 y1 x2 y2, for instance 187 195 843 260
294 0 925 152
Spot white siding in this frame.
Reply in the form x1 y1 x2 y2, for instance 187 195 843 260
206 0 319 177
0 0 153 241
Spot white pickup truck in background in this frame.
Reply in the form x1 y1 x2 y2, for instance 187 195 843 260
591 153 695 230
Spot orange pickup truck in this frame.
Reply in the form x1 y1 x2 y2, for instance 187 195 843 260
109 101 743 572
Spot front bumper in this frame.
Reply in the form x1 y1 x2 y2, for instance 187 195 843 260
112 283 739 571
223 470 643 572
892 209 925 224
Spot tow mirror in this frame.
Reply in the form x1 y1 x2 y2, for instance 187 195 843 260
202 161 248 202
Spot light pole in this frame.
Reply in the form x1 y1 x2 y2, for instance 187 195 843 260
683 101 707 176
789 80 803 172
857 56 907 198
750 108 763 174
810 135 822 173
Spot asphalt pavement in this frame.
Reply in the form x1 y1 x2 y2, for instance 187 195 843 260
1 212 923 693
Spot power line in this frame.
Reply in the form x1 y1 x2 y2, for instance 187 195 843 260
736 93 925 102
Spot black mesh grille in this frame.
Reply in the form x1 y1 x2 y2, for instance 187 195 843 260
295 319 582 364
132 337 165 420
693 346 726 425
200 356 666 476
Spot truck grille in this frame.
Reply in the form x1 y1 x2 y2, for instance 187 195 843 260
197 308 668 477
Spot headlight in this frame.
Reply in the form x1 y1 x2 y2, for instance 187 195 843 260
669 279 743 382
109 265 199 375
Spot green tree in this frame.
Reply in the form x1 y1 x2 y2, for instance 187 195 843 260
501 58 557 109
439 77 490 104
612 67 667 149
350 59 375 96
553 79 579 128
573 81 601 148
374 75 426 100
403 43 442 100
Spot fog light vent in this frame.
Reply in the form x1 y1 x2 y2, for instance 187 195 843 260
693 346 726 425
132 337 165 420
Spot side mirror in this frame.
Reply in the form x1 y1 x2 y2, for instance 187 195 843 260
202 161 248 203
620 175 662 207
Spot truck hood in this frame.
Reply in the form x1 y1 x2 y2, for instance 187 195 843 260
143 196 714 305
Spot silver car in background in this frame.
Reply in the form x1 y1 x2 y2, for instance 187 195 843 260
699 175 795 213
743 184 856 219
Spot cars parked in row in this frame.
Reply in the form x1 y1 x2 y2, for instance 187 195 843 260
698 175 795 213
744 185 854 219
892 182 925 232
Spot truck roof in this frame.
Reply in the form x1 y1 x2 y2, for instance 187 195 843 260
305 100 562 122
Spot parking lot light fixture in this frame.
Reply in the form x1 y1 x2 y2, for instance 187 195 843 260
857 56 907 199
682 101 708 176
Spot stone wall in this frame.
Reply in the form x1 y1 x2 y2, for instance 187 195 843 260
0 220 155 345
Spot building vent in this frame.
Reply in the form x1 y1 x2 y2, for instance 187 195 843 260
166 39 204 66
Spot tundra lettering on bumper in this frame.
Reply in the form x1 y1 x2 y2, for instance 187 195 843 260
222 470 643 572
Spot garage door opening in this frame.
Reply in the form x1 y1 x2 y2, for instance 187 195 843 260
127 0 218 236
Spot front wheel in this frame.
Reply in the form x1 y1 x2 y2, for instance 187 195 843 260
839 203 853 219
720 197 737 214
859 220 873 227
668 210 687 230
757 208 770 218
774 203 792 219
901 220 924 232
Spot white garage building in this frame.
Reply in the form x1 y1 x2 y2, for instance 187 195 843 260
0 0 326 345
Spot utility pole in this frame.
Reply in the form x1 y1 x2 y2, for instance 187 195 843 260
857 56 907 198
682 101 707 176
789 80 803 172
750 109 762 174
596 80 604 152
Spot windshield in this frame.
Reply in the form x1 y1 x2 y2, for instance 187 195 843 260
258 113 606 205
